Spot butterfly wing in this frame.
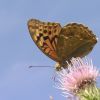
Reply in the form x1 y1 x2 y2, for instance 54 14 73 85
27 19 61 62
56 23 97 62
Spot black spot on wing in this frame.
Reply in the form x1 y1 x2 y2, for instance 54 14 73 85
36 33 43 43
43 30 47 33
43 36 49 40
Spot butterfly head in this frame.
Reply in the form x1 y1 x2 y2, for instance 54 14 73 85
55 61 69 71
55 62 61 71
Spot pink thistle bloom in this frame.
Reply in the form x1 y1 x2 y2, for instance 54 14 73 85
56 57 99 99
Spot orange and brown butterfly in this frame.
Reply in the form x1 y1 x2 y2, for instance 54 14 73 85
27 19 97 71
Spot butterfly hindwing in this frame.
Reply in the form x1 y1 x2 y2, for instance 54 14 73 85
56 23 97 62
28 19 61 62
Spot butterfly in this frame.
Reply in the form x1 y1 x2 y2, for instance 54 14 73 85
27 19 97 71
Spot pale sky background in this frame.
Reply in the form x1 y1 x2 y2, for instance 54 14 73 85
0 0 100 100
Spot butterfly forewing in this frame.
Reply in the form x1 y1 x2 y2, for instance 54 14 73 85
28 19 61 62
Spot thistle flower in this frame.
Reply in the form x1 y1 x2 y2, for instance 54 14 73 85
56 57 100 99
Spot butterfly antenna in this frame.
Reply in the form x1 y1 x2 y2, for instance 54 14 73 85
28 65 53 68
